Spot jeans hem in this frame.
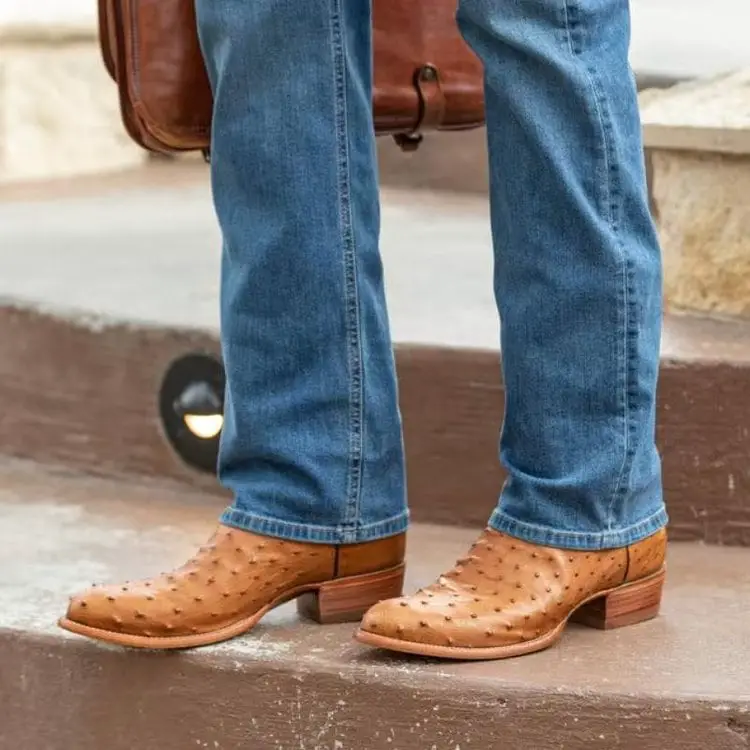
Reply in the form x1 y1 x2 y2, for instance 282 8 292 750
221 506 409 544
488 506 668 550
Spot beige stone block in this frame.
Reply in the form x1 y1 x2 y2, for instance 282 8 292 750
0 37 146 183
642 69 750 318
652 150 750 317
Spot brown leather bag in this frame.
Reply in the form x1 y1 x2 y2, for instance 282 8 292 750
98 0 484 155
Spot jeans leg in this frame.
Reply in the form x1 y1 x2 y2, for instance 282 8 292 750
457 0 667 549
195 0 407 544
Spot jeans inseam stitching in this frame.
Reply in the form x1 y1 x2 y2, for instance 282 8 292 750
329 0 364 534
614 258 639 520
590 77 635 532
561 0 631 530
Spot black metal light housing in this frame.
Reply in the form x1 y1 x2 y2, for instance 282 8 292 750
159 353 225 473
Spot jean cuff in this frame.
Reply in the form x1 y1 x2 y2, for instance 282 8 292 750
488 506 668 550
221 506 409 544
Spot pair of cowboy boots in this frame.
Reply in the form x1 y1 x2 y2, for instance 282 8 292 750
60 524 666 659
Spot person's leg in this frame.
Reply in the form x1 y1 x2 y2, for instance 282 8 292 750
465 0 666 549
205 0 406 545
358 0 667 660
60 0 407 650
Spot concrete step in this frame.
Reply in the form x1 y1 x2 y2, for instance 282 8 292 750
0 458 748 750
1 171 750 546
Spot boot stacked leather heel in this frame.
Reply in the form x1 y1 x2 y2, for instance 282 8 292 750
297 565 406 624
571 568 665 630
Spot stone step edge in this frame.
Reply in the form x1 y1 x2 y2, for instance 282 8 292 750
0 24 96 44
644 123 750 155
3 628 747 750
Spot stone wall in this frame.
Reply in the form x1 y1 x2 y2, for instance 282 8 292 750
0 26 145 184
641 69 750 318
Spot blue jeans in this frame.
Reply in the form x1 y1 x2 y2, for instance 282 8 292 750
196 0 667 550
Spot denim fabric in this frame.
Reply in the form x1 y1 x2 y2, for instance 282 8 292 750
457 0 666 548
196 0 667 549
196 0 408 544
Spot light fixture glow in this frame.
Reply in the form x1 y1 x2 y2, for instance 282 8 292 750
183 413 224 440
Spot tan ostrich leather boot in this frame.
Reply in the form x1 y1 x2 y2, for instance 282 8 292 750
60 524 405 649
356 527 666 660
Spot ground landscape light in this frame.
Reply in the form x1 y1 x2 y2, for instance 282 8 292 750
159 354 226 473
